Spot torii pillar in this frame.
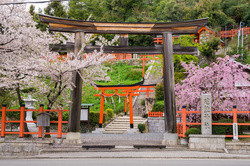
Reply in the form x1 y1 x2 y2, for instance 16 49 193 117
66 32 85 143
162 32 178 145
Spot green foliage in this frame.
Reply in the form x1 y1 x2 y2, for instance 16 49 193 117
212 119 247 135
152 100 164 112
138 123 146 133
129 35 154 46
198 35 221 60
89 111 108 125
155 83 164 101
115 104 125 115
44 0 67 18
106 108 114 119
140 99 145 106
185 128 201 141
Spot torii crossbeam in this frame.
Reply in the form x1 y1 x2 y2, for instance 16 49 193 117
39 14 208 133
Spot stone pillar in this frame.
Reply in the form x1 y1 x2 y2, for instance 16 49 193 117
201 93 212 135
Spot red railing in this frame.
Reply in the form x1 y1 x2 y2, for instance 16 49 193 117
0 105 68 138
148 112 164 117
177 106 250 138
220 27 250 38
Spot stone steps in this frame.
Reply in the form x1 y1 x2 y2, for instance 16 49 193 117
103 116 146 134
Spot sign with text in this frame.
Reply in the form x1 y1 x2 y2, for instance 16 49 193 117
201 93 212 135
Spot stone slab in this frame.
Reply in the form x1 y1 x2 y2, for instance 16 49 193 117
162 133 178 146
148 117 165 133
189 134 225 152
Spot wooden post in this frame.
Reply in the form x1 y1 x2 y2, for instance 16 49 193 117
38 104 44 138
68 32 85 132
19 105 25 138
162 32 177 133
1 105 6 138
119 34 128 46
129 93 133 128
58 109 63 138
182 106 187 137
99 93 105 128
124 96 127 115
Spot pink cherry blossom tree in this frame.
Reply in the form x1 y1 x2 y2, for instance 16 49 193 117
175 55 249 121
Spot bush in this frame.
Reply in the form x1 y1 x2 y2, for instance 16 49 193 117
138 123 146 133
155 83 164 100
89 111 107 125
140 99 145 106
106 108 114 119
185 128 201 141
212 119 247 135
152 100 164 112
115 104 124 115
124 69 142 81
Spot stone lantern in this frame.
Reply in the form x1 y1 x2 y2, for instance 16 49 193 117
24 95 38 132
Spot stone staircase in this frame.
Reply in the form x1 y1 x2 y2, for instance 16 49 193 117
103 116 146 134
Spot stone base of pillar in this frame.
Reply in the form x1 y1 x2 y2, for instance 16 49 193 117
162 133 178 146
189 134 225 152
126 128 138 134
63 132 82 144
92 128 104 134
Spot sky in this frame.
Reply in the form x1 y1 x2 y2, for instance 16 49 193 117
24 0 68 13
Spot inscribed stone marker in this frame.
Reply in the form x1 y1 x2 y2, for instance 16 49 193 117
201 93 212 135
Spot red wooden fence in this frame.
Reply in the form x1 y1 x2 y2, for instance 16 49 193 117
177 106 250 138
0 105 68 138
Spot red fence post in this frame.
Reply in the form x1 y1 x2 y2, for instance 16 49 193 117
19 104 25 138
233 105 237 123
182 106 187 137
38 104 44 138
58 110 63 138
1 104 7 138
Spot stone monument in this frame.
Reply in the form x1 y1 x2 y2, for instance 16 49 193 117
188 93 225 152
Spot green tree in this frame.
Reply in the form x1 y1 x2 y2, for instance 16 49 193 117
44 0 67 18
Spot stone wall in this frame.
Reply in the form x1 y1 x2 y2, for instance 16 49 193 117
148 117 165 133
0 139 52 156
226 142 250 154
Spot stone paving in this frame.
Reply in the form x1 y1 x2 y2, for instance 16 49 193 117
25 150 250 159
82 133 164 145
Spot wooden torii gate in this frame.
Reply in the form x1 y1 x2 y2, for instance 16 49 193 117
39 14 208 133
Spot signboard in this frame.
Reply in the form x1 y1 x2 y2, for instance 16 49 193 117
80 108 88 121
233 123 238 140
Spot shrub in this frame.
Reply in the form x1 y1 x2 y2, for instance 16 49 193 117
185 128 201 141
212 119 247 135
106 108 114 119
155 83 164 100
138 123 146 133
152 100 164 112
115 104 124 115
89 111 107 125
124 69 142 81
140 99 145 106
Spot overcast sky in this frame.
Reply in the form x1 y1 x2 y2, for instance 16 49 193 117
24 0 68 13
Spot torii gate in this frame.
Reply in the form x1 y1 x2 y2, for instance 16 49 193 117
94 82 155 128
39 14 208 133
